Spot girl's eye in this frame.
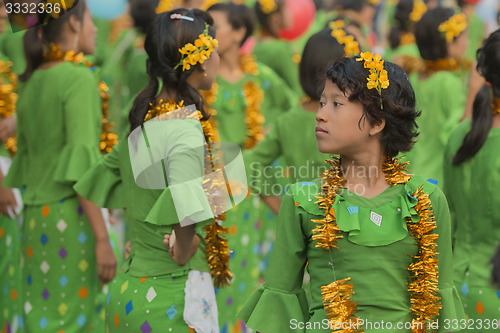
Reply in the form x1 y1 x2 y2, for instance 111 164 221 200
333 101 342 107
319 101 326 108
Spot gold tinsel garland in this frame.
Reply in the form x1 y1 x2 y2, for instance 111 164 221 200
493 98 500 115
146 99 232 288
202 55 265 150
422 58 471 75
312 156 440 333
0 59 18 156
43 44 118 154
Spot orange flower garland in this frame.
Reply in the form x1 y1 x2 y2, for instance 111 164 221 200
493 98 500 115
145 99 232 288
43 44 118 154
0 59 18 156
313 156 440 333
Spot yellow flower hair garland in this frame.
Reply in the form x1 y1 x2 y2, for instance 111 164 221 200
202 55 265 150
145 99 232 288
312 156 440 332
0 59 18 156
328 20 360 57
175 24 219 72
356 52 389 110
42 0 77 19
202 0 222 10
258 0 278 14
156 0 177 14
438 13 468 43
43 44 118 155
409 0 427 22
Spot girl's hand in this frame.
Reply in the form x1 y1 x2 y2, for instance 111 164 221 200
163 231 200 266
95 239 117 284
124 240 131 259
0 185 17 217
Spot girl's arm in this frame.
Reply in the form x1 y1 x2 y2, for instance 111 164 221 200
78 194 117 283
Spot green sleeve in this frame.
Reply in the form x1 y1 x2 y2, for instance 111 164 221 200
244 121 283 195
3 96 27 188
431 187 466 328
238 189 309 332
439 75 466 146
74 142 125 209
53 66 101 183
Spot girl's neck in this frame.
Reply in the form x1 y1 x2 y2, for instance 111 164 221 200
219 48 244 83
340 152 390 198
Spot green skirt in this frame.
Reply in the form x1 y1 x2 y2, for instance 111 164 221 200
105 270 195 333
458 280 500 332
0 215 22 333
216 195 276 333
22 196 106 332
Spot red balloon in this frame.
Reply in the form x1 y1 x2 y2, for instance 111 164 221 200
279 0 316 41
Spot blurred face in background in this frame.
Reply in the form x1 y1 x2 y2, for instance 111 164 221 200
0 1 8 33
76 4 98 55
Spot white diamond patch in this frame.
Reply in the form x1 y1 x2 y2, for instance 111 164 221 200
24 301 32 314
146 287 157 303
40 261 50 274
57 220 67 233
370 211 382 227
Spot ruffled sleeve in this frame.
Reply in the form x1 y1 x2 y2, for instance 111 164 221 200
74 143 124 209
238 188 309 332
54 144 101 183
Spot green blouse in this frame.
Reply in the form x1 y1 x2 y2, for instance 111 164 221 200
406 71 466 184
244 105 329 195
74 129 211 277
0 28 26 75
210 62 296 148
4 62 102 205
239 175 464 332
253 39 302 95
444 120 500 290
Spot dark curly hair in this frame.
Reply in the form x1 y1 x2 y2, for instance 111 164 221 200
128 9 215 132
415 7 456 60
326 56 420 157
388 0 415 49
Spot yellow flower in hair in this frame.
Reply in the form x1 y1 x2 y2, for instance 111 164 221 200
356 52 389 107
369 0 380 6
176 25 219 72
329 20 345 30
342 35 360 56
202 0 222 10
331 29 346 40
409 0 427 22
438 13 468 43
258 0 278 14
156 0 177 14
44 0 74 19
329 20 360 57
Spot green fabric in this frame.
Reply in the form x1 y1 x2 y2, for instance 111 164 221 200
385 42 420 62
75 137 211 278
3 62 102 205
465 12 485 61
253 39 302 95
239 175 465 332
244 105 329 195
444 120 500 326
405 70 466 185
211 62 296 148
0 29 26 75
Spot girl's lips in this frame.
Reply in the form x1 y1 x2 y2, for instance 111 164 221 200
315 127 328 135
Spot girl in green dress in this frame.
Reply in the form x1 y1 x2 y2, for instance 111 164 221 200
75 8 223 332
4 1 118 332
332 0 377 50
205 3 295 332
239 55 465 332
444 29 500 330
252 0 302 95
405 7 469 185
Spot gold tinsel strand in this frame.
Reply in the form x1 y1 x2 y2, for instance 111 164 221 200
315 157 440 333
492 98 500 115
422 58 471 75
204 217 232 288
43 44 118 155
0 59 18 156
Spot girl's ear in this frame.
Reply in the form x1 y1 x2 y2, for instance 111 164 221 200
68 14 81 34
369 118 386 136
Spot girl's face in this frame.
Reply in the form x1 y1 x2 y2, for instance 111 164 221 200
77 5 97 55
209 10 242 55
278 1 292 30
316 80 377 155
447 30 469 60
199 47 220 90
0 1 7 33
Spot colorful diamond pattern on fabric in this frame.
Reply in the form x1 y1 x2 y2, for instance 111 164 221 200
125 300 133 315
78 259 88 272
58 303 68 315
27 274 32 286
40 261 50 274
146 287 157 303
166 305 177 320
140 321 152 333
106 291 111 305
121 280 129 294
59 275 68 288
42 205 50 218
40 234 48 245
59 247 67 259
0 228 3 238
77 232 87 244
27 246 33 258
39 317 48 329
78 286 89 299
347 206 359 215
114 313 119 327
461 282 469 296
77 314 86 327
42 289 49 300
476 301 485 315
56 219 67 233
29 219 36 230
24 302 32 315
77 205 84 215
